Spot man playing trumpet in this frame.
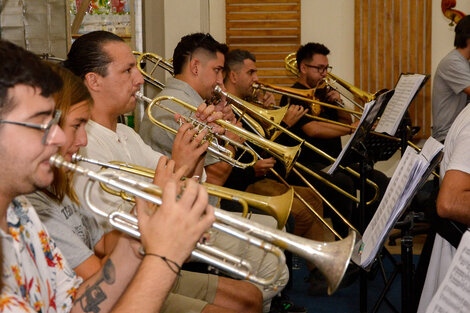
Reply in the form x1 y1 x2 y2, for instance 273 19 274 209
0 39 217 313
64 31 263 313
139 32 289 312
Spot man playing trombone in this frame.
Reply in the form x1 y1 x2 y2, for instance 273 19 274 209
64 31 263 313
279 43 389 234
223 49 326 249
138 32 289 312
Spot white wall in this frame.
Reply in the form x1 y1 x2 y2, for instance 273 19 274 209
164 0 469 82
431 0 470 76
163 0 207 58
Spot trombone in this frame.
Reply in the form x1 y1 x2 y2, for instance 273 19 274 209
139 93 357 237
133 51 173 89
72 154 294 229
50 154 356 295
285 53 434 174
285 52 372 111
252 82 361 117
139 92 303 173
214 86 380 207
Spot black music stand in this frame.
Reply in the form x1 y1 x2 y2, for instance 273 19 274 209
328 90 393 313
370 151 442 313
330 73 430 312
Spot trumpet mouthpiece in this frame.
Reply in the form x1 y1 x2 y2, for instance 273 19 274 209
49 154 65 167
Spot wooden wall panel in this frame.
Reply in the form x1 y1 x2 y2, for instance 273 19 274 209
355 0 432 138
225 0 300 89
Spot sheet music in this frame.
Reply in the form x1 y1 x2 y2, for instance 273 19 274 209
426 231 470 313
327 100 375 174
375 74 426 135
356 137 443 268
328 90 394 175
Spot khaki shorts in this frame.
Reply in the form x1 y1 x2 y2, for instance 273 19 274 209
160 270 219 313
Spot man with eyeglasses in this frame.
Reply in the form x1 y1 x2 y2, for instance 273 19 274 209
276 42 390 295
0 39 216 313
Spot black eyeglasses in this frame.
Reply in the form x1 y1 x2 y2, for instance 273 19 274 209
0 110 61 144
304 64 333 74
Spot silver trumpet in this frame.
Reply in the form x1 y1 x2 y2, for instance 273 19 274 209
50 154 356 294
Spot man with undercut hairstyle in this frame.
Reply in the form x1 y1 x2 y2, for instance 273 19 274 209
139 32 289 313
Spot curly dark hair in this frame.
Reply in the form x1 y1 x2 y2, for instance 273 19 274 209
0 40 62 117
296 43 330 70
455 15 470 48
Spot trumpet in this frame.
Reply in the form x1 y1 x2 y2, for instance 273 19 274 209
139 92 303 173
50 154 356 295
137 92 259 169
72 154 294 229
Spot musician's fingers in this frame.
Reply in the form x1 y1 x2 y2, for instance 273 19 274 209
161 179 178 207
174 164 187 181
178 179 199 209
175 123 193 142
153 156 169 181
188 183 210 219
196 102 208 118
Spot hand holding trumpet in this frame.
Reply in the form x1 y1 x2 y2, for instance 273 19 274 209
171 122 209 177
136 179 215 265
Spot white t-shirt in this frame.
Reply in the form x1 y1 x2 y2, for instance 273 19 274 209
73 120 164 232
418 104 470 312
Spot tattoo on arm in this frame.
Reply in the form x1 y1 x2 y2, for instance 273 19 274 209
76 258 116 313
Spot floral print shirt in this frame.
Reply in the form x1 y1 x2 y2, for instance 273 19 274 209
0 196 82 312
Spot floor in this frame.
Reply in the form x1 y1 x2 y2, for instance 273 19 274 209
283 140 430 312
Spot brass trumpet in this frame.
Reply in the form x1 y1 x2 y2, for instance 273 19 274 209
72 154 294 229
137 92 260 169
139 92 303 173
50 154 356 294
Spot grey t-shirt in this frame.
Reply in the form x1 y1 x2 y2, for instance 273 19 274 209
26 191 104 269
432 49 470 142
139 77 219 166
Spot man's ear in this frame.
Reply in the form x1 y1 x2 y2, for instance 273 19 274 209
228 70 238 84
83 72 101 92
299 63 308 75
189 57 200 76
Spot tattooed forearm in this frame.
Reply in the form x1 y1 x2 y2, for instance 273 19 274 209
77 259 116 313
